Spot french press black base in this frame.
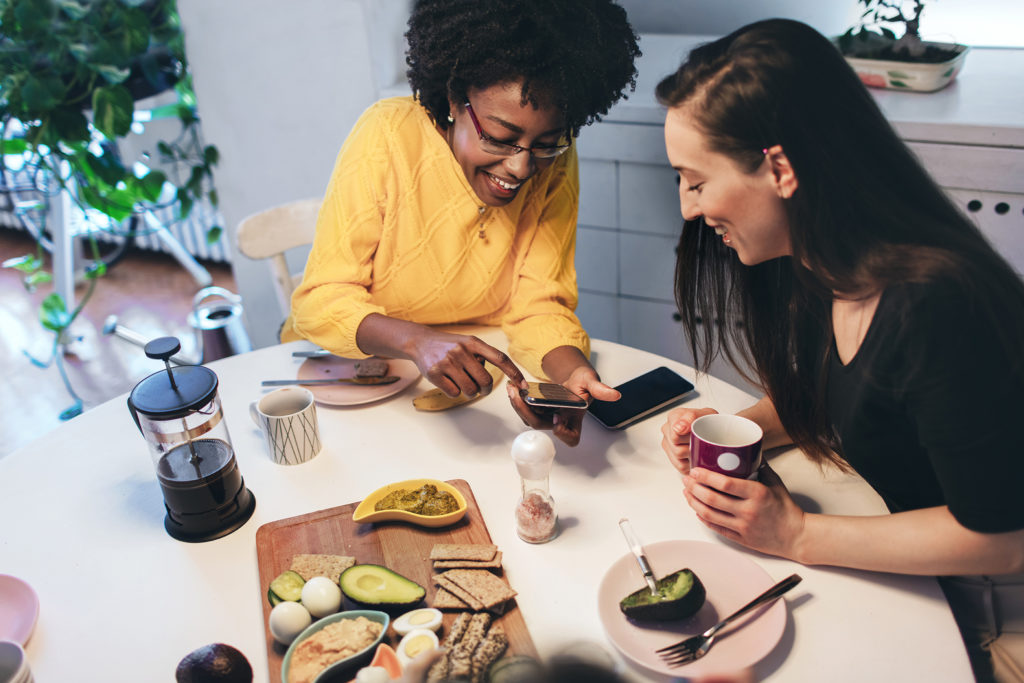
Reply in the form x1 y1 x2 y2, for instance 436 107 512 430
128 337 256 542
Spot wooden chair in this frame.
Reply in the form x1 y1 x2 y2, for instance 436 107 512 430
235 198 321 317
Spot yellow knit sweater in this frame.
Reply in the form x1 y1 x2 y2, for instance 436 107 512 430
281 97 589 379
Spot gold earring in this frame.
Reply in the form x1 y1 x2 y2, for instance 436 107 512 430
447 112 454 123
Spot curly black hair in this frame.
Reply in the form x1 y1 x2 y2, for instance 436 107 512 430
406 0 641 138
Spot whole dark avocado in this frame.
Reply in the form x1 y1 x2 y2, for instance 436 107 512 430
175 643 253 683
619 568 706 621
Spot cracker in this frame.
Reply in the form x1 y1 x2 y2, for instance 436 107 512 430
471 624 508 683
354 359 389 377
435 574 485 611
288 554 356 582
430 543 498 562
433 551 503 569
433 586 470 610
442 569 517 609
448 614 492 679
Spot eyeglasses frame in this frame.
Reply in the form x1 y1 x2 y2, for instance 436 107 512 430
463 100 571 159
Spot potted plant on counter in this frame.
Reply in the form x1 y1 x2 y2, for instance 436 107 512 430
836 0 969 92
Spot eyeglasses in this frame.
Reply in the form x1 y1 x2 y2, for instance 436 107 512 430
464 101 571 159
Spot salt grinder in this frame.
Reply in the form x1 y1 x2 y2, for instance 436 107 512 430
511 430 558 543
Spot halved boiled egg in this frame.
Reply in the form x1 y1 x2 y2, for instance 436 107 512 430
391 607 443 636
396 628 440 665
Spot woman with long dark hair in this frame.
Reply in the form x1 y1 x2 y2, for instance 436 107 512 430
657 19 1024 681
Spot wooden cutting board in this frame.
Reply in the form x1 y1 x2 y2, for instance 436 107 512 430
256 479 538 683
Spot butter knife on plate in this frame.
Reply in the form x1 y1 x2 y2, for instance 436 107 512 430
262 376 401 387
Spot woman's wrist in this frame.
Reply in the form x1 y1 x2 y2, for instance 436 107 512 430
540 345 593 384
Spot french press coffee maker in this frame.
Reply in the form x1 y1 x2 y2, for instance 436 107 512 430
128 336 255 542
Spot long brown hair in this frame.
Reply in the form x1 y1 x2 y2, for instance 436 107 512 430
657 19 1024 466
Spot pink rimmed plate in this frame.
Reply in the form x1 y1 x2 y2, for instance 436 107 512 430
598 540 788 677
296 356 420 406
0 574 39 645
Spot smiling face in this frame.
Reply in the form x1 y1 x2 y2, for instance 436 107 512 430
663 107 794 265
446 81 567 207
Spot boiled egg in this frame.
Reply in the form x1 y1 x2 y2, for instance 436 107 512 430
353 666 391 683
301 576 342 617
396 627 440 665
391 607 443 636
268 601 312 645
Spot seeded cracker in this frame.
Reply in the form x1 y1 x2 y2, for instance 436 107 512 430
433 586 470 609
427 612 472 682
448 613 492 679
433 551 503 570
442 569 517 609
288 554 356 582
429 543 498 562
471 623 508 683
435 574 485 611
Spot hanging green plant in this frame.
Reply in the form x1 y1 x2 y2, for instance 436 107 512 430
0 0 222 419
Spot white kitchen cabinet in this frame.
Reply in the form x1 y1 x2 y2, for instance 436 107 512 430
575 34 1024 395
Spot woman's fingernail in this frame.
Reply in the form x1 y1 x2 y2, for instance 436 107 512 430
552 413 560 425
673 421 688 434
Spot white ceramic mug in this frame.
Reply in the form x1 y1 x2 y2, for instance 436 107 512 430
0 640 33 683
249 387 322 465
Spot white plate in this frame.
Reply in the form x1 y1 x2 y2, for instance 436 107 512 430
296 357 420 406
598 540 788 677
0 575 39 645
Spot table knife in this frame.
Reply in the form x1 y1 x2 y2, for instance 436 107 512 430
619 517 659 595
291 349 333 358
262 376 401 386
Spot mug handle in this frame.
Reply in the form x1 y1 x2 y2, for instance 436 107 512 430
249 401 261 426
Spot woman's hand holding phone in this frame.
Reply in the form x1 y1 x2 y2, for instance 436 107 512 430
507 366 620 447
660 406 720 474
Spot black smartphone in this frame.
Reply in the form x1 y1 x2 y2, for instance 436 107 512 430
588 366 695 430
520 382 589 409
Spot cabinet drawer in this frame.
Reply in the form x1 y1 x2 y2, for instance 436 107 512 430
945 188 1024 274
909 142 1024 194
619 232 678 301
578 160 618 229
619 162 683 237
576 226 618 294
577 291 619 345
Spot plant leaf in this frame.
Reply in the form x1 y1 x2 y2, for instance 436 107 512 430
92 85 134 138
96 64 132 85
137 169 167 202
40 293 71 332
205 225 223 244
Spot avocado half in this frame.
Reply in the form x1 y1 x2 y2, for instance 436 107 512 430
339 564 425 610
619 568 706 622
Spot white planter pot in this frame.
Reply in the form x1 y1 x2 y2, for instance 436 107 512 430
841 41 970 93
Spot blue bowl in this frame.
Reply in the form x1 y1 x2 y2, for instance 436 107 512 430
281 609 389 683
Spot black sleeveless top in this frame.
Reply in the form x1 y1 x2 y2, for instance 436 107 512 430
821 279 1024 533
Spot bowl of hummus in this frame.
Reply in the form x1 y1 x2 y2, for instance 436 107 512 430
281 609 389 683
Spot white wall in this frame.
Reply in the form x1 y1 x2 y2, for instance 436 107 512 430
176 0 380 348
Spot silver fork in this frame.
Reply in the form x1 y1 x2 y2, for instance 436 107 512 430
657 573 802 666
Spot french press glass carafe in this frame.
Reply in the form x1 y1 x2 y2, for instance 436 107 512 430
128 337 255 542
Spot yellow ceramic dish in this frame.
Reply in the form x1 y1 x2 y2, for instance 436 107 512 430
352 478 467 528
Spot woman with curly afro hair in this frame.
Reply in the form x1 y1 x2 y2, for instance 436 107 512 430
283 0 640 446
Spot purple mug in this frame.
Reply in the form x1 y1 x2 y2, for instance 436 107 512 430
689 414 763 479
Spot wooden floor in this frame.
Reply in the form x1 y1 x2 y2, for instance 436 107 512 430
0 226 237 459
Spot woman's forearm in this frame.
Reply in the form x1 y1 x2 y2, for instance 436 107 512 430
737 396 792 450
354 312 427 360
795 506 1024 576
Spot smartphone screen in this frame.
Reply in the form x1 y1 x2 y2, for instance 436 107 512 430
520 382 588 409
588 366 695 430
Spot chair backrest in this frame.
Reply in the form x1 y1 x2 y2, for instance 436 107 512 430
235 198 321 316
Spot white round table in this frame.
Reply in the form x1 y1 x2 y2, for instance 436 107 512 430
0 329 973 682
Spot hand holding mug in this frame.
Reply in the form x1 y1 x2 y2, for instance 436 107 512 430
660 406 719 474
